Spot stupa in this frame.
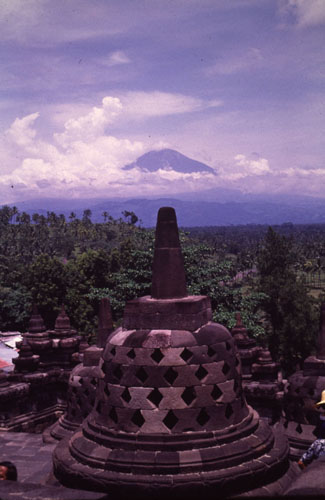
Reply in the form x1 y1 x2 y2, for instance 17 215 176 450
44 298 114 443
283 302 325 459
231 312 260 379
53 207 296 498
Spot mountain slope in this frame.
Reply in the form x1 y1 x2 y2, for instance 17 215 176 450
124 149 216 174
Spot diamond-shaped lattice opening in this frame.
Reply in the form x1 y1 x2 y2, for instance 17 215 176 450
84 388 90 397
284 420 289 429
222 362 230 376
180 348 193 362
136 367 149 383
235 356 240 367
104 385 110 397
101 362 107 374
131 409 145 428
207 346 216 358
163 410 179 430
151 348 164 364
121 387 131 403
164 367 178 385
79 377 84 385
233 379 239 393
110 347 116 356
225 403 234 420
127 348 136 359
181 387 196 406
90 378 97 386
211 384 222 401
195 365 208 381
225 341 231 351
296 423 303 434
147 388 163 407
197 408 210 426
109 407 118 423
96 401 102 413
113 365 123 381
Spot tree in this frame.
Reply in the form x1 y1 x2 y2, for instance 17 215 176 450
27 254 67 328
258 227 318 374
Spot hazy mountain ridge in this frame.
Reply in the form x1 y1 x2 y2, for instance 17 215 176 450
4 196 325 227
3 150 325 226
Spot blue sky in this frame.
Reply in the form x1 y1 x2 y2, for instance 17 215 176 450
0 0 324 202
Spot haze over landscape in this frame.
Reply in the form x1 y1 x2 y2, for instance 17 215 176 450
0 0 325 221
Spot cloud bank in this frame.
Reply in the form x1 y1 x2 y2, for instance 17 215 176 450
0 93 220 202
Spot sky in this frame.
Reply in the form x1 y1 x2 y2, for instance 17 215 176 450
0 0 324 203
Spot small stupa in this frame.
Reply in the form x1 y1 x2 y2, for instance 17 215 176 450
53 207 296 499
231 312 260 378
44 298 114 443
283 302 325 459
13 335 40 373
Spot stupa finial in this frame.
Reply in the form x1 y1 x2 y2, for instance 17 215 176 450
151 207 187 299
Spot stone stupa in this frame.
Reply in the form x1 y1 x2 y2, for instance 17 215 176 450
53 207 297 499
283 302 325 459
43 298 114 443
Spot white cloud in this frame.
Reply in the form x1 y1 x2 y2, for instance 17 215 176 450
0 93 221 201
54 97 123 146
206 48 263 76
119 91 222 118
280 0 325 27
5 112 39 147
104 51 131 67
234 154 271 175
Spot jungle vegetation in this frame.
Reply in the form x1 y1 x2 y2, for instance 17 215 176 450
1 205 325 374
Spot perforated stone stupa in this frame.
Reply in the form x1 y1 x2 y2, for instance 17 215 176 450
53 207 296 499
44 298 114 443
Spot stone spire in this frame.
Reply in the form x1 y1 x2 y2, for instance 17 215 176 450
151 207 187 299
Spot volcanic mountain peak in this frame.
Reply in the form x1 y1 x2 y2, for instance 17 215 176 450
124 148 216 175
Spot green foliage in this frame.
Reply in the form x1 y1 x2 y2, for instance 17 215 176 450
27 254 67 328
0 204 323 377
0 286 32 332
258 227 318 374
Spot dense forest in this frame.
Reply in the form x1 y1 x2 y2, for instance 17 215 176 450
1 205 325 375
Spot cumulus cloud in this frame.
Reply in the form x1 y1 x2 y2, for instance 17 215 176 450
0 93 220 201
234 154 271 175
